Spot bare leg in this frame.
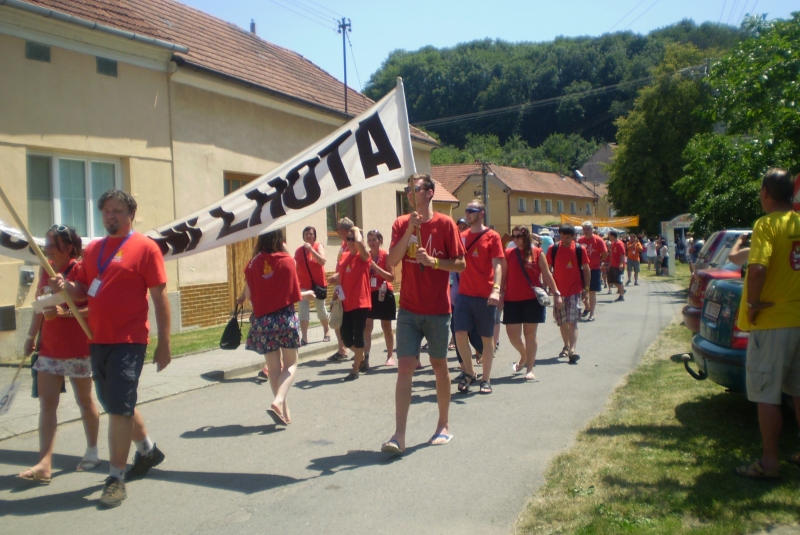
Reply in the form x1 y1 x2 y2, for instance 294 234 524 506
381 320 394 361
71 377 99 448
588 291 597 317
109 414 134 472
300 320 309 342
387 355 416 450
455 331 475 378
334 327 346 356
757 402 783 472
522 323 539 376
480 335 494 384
430 357 451 436
267 348 297 422
569 322 578 353
351 347 364 374
558 322 571 351
506 323 525 369
364 318 374 354
20 372 62 479
131 409 148 443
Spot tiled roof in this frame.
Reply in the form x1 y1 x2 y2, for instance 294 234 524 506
433 164 596 200
432 179 459 204
18 0 436 143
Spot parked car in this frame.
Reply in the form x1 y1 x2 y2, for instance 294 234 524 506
682 262 743 333
684 278 748 392
695 229 750 271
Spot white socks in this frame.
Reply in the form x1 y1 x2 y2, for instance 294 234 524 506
83 445 99 463
109 465 125 481
134 436 154 456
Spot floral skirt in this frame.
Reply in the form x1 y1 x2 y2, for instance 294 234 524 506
34 355 92 378
245 305 301 354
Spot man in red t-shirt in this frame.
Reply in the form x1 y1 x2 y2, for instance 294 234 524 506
550 225 591 363
455 199 505 394
608 231 626 301
381 174 465 454
53 190 170 508
578 221 608 322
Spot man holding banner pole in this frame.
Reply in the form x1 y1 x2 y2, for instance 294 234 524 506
381 174 465 454
50 189 171 508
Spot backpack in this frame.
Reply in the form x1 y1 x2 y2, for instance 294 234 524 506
549 242 585 285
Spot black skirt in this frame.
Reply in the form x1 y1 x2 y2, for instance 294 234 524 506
367 289 396 320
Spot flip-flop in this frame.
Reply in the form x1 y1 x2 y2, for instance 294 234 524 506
736 460 780 480
558 347 569 358
17 468 51 485
524 372 536 381
512 362 523 374
76 458 100 472
322 335 331 342
428 433 453 445
266 408 288 426
380 439 404 454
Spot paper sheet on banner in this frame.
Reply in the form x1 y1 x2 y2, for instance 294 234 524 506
0 79 416 263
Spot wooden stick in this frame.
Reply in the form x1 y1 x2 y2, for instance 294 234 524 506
0 184 93 339
408 176 424 271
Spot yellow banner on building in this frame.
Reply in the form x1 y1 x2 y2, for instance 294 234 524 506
560 214 639 227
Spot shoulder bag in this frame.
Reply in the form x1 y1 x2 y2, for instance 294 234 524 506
516 248 551 306
219 303 244 350
328 298 343 330
303 246 328 301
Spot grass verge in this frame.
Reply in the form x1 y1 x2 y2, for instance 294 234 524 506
516 320 800 534
638 260 692 290
147 323 252 362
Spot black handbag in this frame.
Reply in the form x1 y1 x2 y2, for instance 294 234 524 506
219 304 244 350
303 248 328 301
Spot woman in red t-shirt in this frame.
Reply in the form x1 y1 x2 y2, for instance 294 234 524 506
363 230 396 368
335 227 371 380
18 225 100 484
501 225 561 381
294 226 330 345
239 229 312 426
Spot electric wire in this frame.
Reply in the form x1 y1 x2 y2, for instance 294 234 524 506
623 0 660 31
280 0 338 24
303 0 342 18
346 31 363 91
736 0 752 26
267 0 337 31
726 0 740 25
607 0 650 33
719 0 727 23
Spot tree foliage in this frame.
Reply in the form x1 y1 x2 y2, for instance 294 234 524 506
606 43 714 233
675 12 800 234
365 21 742 149
431 133 599 174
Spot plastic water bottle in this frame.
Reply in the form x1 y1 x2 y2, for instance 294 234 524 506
378 281 387 302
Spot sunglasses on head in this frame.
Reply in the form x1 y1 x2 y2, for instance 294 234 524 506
465 207 482 214
50 224 70 237
404 185 427 194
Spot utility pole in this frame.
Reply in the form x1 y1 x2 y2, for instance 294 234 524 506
479 161 494 227
338 17 351 114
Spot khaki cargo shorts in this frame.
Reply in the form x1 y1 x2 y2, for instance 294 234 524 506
746 327 800 404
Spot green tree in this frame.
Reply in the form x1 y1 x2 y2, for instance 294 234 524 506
606 43 713 233
676 12 800 233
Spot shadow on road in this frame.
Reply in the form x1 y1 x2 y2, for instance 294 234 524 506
181 423 285 439
307 444 428 475
0 483 103 515
145 468 303 494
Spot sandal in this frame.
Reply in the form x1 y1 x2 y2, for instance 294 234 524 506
458 373 476 393
17 468 52 484
76 458 100 472
479 381 492 394
735 460 780 480
322 334 331 342
327 351 347 362
512 362 523 374
558 346 569 359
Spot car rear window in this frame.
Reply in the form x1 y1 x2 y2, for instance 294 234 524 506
697 232 721 261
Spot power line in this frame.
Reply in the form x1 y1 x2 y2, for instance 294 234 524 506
267 0 337 31
623 0 660 31
345 31 363 91
303 0 342 18
718 0 727 23
726 0 740 25
736 0 752 26
608 0 650 33
280 0 338 25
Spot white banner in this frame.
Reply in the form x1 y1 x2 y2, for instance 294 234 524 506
0 80 415 263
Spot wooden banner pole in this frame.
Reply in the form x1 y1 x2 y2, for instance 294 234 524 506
0 184 93 339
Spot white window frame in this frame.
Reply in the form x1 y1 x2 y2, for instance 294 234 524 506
27 151 122 239
534 199 541 213
518 198 527 213
557 200 564 214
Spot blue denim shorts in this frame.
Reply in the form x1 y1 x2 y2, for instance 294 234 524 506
453 294 496 338
90 343 146 417
396 308 450 359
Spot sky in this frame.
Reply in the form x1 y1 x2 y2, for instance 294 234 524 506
178 0 796 91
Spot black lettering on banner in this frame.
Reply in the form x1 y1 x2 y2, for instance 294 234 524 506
246 176 290 228
152 218 202 256
283 157 322 210
210 206 248 240
355 113 401 179
318 131 352 191
0 231 29 251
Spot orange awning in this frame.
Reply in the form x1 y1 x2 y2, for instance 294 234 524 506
560 215 639 227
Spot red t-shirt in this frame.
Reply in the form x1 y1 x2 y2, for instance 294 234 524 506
337 250 371 312
551 242 583 297
369 249 393 292
459 228 504 298
627 242 643 261
38 260 89 358
609 240 626 267
504 246 543 302
245 252 302 317
578 234 607 270
294 243 326 290
391 212 465 315
76 232 166 345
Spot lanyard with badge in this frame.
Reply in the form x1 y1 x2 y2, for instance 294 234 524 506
88 232 132 297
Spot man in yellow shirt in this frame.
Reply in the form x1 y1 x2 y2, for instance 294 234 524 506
736 168 800 479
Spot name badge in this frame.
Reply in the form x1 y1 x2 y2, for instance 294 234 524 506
370 277 377 288
87 278 102 297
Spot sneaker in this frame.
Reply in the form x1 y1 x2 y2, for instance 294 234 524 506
615 296 625 302
581 309 590 318
568 353 580 364
343 371 359 381
607 289 612 294
327 351 347 362
99 476 127 508
634 282 639 286
626 280 630 286
125 445 165 481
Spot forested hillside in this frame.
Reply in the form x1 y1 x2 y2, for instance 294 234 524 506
364 20 743 150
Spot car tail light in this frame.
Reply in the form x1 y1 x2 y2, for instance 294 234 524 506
731 322 749 350
690 277 711 308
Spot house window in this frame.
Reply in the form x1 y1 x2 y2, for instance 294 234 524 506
96 57 118 77
570 201 577 214
518 198 527 213
27 153 120 238
327 196 357 235
223 172 259 196
586 203 592 215
534 199 541 213
25 41 50 62
396 191 411 217
557 200 564 214
545 200 552 214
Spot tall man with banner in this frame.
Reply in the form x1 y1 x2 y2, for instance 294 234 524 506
381 174 466 454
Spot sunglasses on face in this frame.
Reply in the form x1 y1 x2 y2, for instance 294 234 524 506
512 234 524 239
465 207 482 214
346 237 355 242
404 185 427 194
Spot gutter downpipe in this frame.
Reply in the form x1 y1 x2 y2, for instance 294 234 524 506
0 0 189 53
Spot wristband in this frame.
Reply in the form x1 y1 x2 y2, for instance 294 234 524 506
26 334 35 341
492 284 500 290
434 258 440 269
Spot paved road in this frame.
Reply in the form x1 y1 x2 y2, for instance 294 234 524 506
0 277 684 534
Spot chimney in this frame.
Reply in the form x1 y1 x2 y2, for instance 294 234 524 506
250 19 256 35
